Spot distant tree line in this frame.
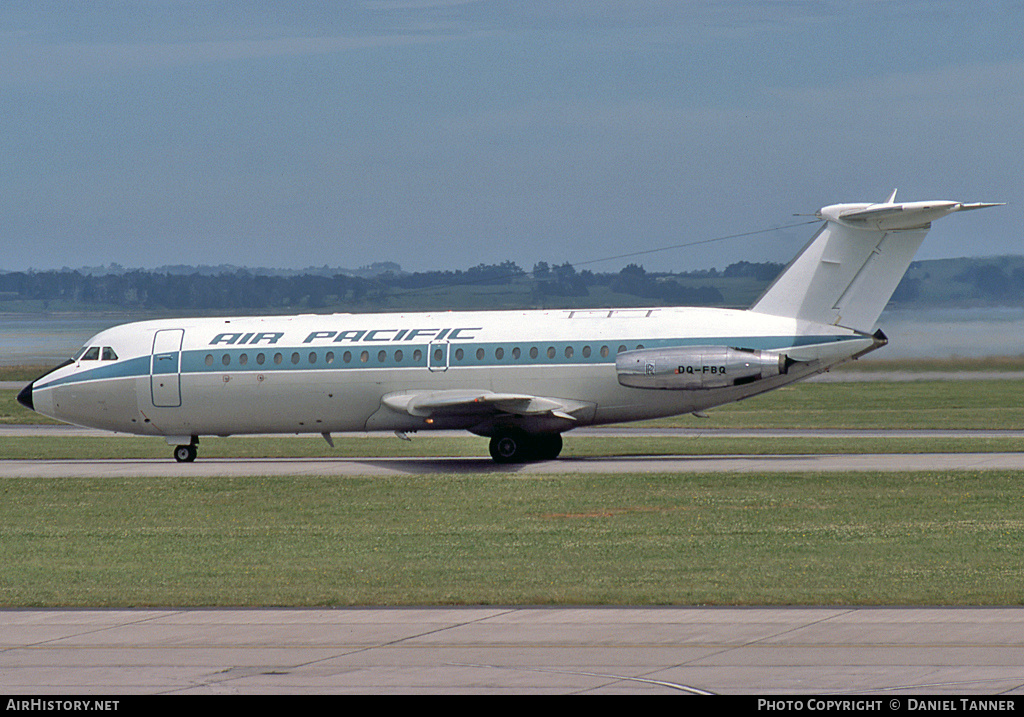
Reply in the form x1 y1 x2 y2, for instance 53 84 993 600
0 260 785 312
0 270 374 311
952 264 1024 302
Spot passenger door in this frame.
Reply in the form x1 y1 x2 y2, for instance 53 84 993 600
151 329 184 407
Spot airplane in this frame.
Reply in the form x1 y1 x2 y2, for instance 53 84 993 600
17 192 1001 464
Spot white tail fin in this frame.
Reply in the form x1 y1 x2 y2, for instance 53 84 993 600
750 193 1002 332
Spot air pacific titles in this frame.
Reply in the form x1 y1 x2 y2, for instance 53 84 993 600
209 327 483 346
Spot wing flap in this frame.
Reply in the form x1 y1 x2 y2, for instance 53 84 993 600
382 390 588 421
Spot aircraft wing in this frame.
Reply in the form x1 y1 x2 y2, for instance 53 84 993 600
381 389 589 422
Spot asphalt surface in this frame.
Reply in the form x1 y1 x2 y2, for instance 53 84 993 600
5 424 1024 478
5 451 1024 478
3 607 1024 695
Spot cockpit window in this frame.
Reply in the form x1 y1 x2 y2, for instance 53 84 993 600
102 347 118 361
81 346 100 361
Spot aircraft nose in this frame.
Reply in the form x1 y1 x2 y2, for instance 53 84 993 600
16 381 34 411
17 358 73 415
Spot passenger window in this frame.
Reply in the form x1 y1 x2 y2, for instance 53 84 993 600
81 347 100 361
102 347 118 361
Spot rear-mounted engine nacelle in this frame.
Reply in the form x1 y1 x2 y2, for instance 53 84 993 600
616 346 788 390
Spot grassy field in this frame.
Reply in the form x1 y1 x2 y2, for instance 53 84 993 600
647 379 1024 430
4 362 1024 607
0 364 56 382
2 471 1022 607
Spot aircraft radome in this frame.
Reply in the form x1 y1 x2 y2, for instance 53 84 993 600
17 193 1001 463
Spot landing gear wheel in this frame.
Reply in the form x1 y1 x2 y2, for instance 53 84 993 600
533 433 563 461
488 432 563 463
174 444 197 463
489 432 525 463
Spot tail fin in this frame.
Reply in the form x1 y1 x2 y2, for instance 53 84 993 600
750 192 1002 332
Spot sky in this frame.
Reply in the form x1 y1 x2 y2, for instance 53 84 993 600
1 0 1021 275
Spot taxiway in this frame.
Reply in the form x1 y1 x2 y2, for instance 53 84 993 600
3 606 1024 694
3 450 1024 478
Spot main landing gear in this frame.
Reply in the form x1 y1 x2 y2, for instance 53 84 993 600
173 437 199 463
488 431 563 464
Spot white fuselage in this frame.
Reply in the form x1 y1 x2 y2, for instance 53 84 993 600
27 305 875 440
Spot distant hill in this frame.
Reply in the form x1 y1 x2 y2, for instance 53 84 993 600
2 256 1023 314
48 261 405 279
892 256 1024 308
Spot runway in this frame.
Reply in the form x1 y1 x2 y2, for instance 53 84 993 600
3 607 1024 695
4 451 1024 478
4 423 1024 477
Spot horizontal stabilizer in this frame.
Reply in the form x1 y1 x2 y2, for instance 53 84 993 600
830 199 1004 231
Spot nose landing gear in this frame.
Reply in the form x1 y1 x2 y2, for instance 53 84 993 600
172 436 199 463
